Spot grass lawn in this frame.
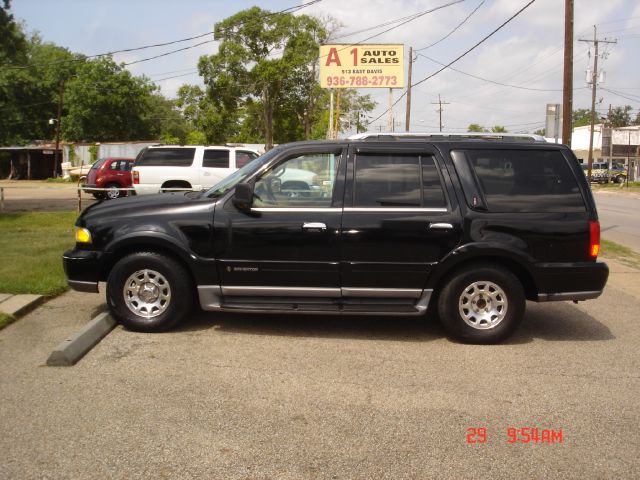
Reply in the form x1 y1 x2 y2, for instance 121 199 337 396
600 238 640 269
0 211 78 296
0 312 15 329
592 182 640 193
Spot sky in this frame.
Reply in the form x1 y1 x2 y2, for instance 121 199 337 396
10 0 640 135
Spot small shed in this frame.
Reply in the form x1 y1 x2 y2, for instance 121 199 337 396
0 143 62 180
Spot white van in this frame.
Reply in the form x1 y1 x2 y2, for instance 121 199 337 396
131 145 261 195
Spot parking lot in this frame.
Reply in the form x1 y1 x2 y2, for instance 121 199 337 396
1 262 639 479
1 182 639 478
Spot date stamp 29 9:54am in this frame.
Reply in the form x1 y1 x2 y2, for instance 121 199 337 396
467 427 564 445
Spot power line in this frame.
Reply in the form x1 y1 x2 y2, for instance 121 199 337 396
367 0 537 127
1 0 323 71
601 88 640 104
121 40 215 67
417 53 569 92
327 0 466 58
415 0 485 51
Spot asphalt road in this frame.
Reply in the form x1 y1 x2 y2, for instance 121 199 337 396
1 259 639 479
595 191 640 252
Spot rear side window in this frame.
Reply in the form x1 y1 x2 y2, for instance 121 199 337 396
90 158 106 170
457 149 585 213
203 150 230 168
136 148 195 167
354 153 446 208
236 150 259 168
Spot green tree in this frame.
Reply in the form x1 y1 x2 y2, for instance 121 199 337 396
62 56 156 142
534 128 546 136
0 32 81 145
0 0 27 64
145 93 190 144
491 125 507 133
572 108 592 128
468 123 487 132
200 7 327 149
607 105 633 128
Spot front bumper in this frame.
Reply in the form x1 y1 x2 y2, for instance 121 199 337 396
534 261 609 302
63 248 107 293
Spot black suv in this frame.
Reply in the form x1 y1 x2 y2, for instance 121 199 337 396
63 138 608 343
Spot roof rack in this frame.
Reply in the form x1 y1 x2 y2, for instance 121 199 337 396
347 132 547 143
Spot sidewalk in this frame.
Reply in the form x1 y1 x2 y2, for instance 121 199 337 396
0 293 44 319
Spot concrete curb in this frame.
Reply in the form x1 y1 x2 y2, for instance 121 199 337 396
47 312 117 367
0 294 45 318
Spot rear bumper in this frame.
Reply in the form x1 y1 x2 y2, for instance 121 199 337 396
534 261 609 302
63 248 108 293
132 184 161 195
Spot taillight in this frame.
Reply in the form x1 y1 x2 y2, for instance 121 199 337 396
132 170 139 184
589 220 600 259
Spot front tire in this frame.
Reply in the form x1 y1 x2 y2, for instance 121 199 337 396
437 264 525 344
107 252 193 332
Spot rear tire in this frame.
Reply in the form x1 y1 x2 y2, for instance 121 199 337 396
105 183 123 199
437 264 525 344
106 252 193 332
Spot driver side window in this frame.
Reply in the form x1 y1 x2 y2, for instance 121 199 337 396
253 152 339 208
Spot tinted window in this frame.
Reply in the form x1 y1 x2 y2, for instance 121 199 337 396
354 154 445 208
109 161 119 170
236 150 259 168
90 158 106 170
460 149 585 213
253 152 339 208
422 156 447 207
136 148 195 167
203 150 230 168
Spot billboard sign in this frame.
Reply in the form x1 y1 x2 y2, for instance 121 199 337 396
319 44 404 89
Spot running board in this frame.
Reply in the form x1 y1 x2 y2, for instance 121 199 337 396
197 285 432 316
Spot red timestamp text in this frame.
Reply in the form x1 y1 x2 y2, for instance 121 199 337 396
466 427 563 444
325 75 398 87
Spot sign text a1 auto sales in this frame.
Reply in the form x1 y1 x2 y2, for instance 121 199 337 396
319 44 405 89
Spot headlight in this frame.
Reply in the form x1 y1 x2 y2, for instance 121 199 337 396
75 227 92 244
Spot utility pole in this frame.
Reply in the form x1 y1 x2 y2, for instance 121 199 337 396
388 88 394 132
54 79 65 178
334 90 342 139
327 90 334 139
579 26 616 183
405 46 413 132
431 94 450 132
562 0 573 147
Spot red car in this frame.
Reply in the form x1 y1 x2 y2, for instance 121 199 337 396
82 157 134 199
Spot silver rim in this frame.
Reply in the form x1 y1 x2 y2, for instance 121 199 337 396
107 186 120 199
458 281 508 330
123 269 171 318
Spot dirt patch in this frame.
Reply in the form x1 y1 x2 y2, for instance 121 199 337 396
0 180 97 212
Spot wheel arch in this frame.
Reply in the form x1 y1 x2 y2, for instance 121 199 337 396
101 234 197 288
427 248 538 302
161 179 192 189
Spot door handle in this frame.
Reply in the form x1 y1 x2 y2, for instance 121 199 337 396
302 222 327 231
429 222 454 231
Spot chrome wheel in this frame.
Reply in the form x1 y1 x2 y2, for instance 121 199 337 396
123 269 171 318
458 281 508 330
106 185 120 199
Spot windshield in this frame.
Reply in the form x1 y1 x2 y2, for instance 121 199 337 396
203 147 281 198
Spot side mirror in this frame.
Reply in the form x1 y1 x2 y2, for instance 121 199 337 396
232 182 253 211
